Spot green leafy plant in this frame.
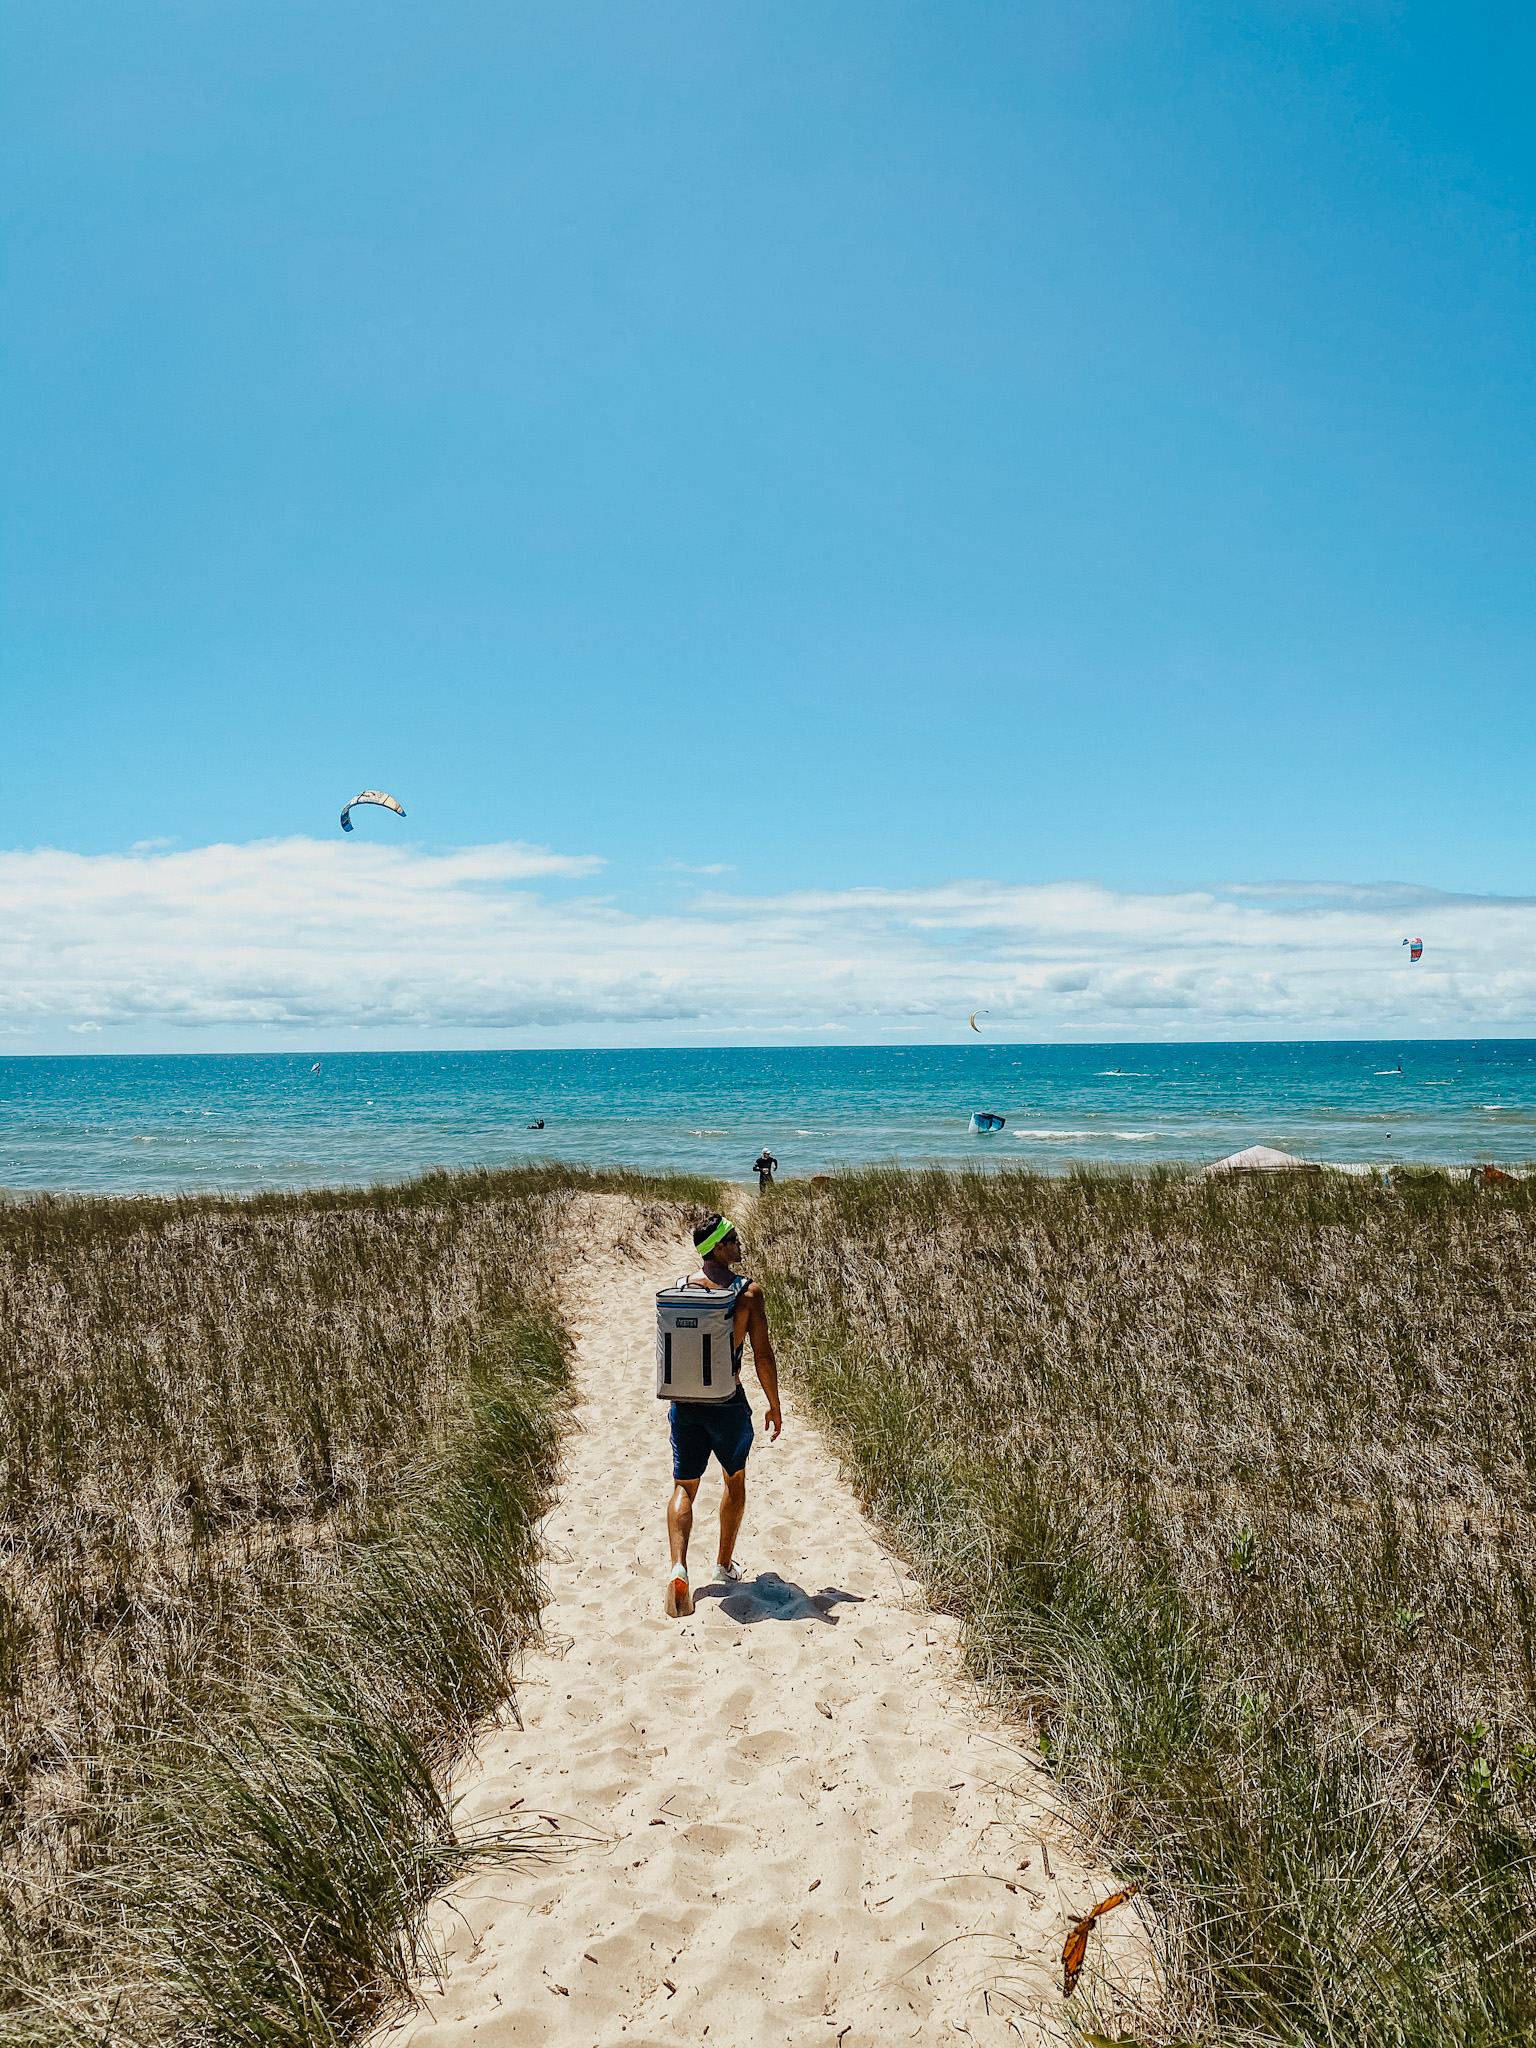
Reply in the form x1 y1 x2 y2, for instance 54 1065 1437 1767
1236 1688 1272 1738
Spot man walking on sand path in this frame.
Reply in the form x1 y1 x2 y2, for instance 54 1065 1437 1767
665 1214 782 1618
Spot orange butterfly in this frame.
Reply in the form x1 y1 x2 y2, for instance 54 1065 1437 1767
1061 1886 1140 1996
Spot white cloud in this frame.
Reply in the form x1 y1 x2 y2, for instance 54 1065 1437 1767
3 838 1534 1047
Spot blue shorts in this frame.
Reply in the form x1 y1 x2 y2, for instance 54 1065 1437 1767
670 1390 754 1481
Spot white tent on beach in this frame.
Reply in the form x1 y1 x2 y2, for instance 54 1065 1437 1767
1200 1144 1321 1177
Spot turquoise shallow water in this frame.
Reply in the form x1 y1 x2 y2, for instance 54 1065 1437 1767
3 1043 1535 1195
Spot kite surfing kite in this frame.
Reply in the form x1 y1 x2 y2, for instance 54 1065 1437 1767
1404 938 1423 963
340 790 406 833
969 1010 989 1032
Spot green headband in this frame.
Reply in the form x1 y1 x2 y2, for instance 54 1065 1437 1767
696 1216 737 1258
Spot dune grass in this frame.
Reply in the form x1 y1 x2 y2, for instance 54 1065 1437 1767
753 1165 1536 2045
0 1164 717 2047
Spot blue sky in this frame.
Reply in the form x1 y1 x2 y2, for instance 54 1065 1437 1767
3 3 1534 1046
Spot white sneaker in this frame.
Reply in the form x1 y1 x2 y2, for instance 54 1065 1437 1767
711 1560 746 1584
664 1566 693 1617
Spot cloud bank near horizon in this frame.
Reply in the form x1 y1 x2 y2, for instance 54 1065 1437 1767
4 838 1534 1047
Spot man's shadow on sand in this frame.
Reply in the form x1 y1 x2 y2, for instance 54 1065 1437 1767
693 1573 864 1626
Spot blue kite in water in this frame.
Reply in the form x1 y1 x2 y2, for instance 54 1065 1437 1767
340 790 406 833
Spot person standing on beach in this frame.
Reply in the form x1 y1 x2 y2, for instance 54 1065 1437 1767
753 1147 778 1190
665 1214 782 1618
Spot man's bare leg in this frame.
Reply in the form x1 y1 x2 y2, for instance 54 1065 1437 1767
665 1478 701 1617
718 1468 746 1569
668 1477 701 1567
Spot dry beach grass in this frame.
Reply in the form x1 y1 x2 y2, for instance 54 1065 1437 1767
752 1165 1536 2046
0 1165 715 2048
10 1154 1536 2045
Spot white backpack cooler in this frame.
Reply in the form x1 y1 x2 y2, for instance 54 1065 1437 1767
656 1274 748 1402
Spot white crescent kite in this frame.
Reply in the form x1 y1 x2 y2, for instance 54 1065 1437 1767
340 790 406 833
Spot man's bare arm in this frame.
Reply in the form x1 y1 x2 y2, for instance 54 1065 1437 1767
742 1281 782 1440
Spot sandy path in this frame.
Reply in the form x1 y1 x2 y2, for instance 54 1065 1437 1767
389 1199 1152 2047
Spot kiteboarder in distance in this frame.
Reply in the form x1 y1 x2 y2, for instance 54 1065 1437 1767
753 1147 778 1190
340 790 406 832
526 1119 545 1130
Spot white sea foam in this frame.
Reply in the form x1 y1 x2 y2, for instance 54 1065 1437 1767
1014 1130 1096 1141
1114 1131 1159 1140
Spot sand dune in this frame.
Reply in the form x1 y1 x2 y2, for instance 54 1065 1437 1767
383 1198 1155 2046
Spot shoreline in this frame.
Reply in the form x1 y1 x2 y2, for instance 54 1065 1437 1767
2 1152 1531 1207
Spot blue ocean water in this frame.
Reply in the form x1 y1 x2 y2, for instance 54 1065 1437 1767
2 1043 1535 1196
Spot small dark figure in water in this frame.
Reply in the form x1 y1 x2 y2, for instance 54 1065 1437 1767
526 1118 545 1130
753 1148 778 1190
